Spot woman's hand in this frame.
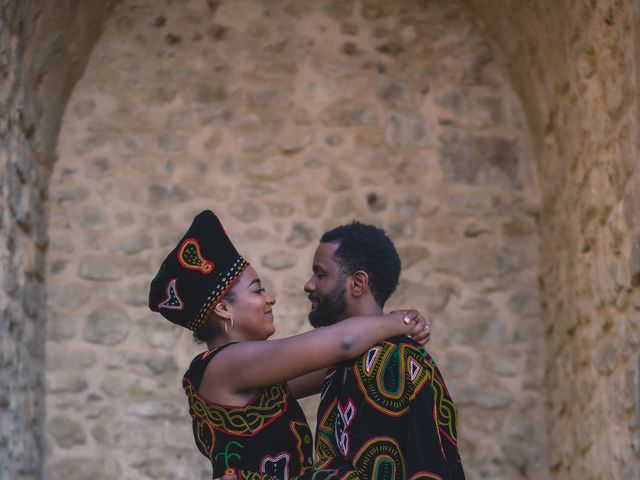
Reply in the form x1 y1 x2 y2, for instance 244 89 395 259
389 309 431 346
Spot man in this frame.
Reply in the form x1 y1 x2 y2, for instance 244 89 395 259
304 222 465 479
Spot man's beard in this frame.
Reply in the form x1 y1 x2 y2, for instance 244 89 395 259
308 281 348 328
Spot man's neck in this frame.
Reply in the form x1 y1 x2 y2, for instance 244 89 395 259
341 299 383 319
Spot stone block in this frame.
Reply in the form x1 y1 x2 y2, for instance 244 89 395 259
46 349 96 371
439 133 521 188
261 251 296 271
507 288 541 316
81 205 109 230
114 281 149 307
127 400 181 419
304 193 327 218
157 133 187 153
398 245 430 269
148 184 189 204
286 223 317 248
267 202 295 217
454 376 514 409
325 171 352 192
47 374 88 394
48 416 86 448
386 113 427 146
143 86 177 106
322 0 354 19
229 201 261 222
321 101 379 127
450 315 507 347
376 81 410 108
190 82 227 104
46 311 77 342
49 457 121 480
84 157 114 180
78 254 122 281
117 233 153 255
83 305 131 345
145 355 178 375
47 283 93 312
276 127 313 153
630 232 640 286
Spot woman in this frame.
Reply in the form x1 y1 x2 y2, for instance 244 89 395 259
149 211 428 479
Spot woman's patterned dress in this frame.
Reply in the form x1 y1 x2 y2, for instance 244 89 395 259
183 345 314 479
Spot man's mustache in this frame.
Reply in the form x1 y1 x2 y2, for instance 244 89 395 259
308 294 319 302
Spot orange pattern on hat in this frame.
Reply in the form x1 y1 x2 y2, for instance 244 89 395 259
178 238 214 274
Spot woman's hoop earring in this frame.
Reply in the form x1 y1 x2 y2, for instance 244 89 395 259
224 317 233 334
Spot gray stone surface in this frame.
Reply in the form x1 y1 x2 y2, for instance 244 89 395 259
0 0 629 479
83 306 131 345
48 416 87 448
78 255 122 281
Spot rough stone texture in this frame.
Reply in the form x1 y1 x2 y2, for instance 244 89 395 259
0 1 637 480
0 1 118 479
456 1 640 478
44 1 543 478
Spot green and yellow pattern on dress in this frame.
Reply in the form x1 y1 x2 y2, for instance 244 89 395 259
355 341 430 416
184 382 288 435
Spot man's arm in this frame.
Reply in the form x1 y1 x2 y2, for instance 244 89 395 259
288 368 327 399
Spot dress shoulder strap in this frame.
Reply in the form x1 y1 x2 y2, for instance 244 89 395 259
183 343 236 392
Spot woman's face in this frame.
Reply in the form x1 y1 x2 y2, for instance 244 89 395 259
226 266 276 341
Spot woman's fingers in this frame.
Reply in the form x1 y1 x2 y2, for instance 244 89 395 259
413 324 431 345
408 318 431 345
401 309 419 324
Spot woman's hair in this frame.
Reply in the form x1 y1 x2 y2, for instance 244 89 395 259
192 287 236 344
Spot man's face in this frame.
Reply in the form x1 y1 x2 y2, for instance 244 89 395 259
304 242 348 327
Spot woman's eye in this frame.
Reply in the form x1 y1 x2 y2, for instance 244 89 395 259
255 288 266 294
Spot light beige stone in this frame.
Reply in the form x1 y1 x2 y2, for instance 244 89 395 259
1 0 636 479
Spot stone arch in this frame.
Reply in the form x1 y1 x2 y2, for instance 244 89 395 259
0 1 637 480
45 1 544 478
456 2 640 478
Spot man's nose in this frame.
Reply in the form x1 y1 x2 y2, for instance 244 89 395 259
304 277 315 293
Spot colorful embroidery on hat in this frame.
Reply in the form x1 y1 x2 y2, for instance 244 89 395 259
158 278 184 311
178 238 214 274
189 257 248 331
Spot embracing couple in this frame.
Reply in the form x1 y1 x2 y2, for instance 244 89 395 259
149 210 465 479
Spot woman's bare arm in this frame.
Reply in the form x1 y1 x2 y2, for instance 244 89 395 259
206 311 423 394
286 317 431 399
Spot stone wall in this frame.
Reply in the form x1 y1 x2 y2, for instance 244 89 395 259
0 1 116 479
45 0 544 479
2 1 638 480
457 1 640 478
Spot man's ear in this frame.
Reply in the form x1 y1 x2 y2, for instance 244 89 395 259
212 300 232 320
350 271 369 298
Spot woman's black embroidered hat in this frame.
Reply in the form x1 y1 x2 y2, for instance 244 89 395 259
149 210 248 331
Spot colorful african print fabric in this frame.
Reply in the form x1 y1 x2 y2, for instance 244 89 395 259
183 345 314 479
311 336 465 479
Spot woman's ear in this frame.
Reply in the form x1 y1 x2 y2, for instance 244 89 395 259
212 300 232 321
350 271 369 298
